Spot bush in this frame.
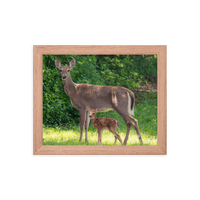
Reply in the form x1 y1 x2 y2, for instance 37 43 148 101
96 55 157 89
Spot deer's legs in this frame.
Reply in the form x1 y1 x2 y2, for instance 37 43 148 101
109 128 123 145
114 137 117 145
85 111 90 143
97 129 102 145
100 130 103 145
123 117 143 145
79 109 86 143
113 103 143 145
123 122 131 145
130 117 143 145
115 132 123 145
132 118 143 145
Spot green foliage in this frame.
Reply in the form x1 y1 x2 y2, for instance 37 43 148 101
96 55 157 89
43 55 157 125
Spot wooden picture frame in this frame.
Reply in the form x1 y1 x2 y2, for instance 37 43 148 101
33 45 167 155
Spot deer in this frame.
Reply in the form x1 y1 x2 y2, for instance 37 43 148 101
88 108 123 145
55 58 143 145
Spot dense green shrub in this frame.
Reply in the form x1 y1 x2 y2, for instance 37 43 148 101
96 55 157 89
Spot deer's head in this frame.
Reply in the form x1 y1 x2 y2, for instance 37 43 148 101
55 59 76 81
88 108 100 119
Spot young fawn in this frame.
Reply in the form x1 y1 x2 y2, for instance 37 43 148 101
88 108 123 145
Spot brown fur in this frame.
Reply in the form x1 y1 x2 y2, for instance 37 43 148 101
89 109 123 145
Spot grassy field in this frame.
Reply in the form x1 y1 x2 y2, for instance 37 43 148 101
43 92 157 145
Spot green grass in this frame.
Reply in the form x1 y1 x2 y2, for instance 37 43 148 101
43 92 157 145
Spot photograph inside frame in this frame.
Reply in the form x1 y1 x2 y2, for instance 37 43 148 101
43 55 157 146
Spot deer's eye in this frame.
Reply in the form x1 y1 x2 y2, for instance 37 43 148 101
67 70 70 72
60 70 62 72
93 113 95 114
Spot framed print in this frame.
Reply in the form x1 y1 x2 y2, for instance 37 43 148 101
33 45 166 155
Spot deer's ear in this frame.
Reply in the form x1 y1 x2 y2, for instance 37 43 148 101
96 108 100 112
69 58 76 69
55 59 62 70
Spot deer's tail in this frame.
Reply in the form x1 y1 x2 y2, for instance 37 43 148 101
127 91 135 116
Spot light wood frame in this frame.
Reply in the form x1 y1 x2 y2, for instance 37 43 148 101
33 45 167 155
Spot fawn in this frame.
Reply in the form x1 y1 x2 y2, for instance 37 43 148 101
88 108 123 145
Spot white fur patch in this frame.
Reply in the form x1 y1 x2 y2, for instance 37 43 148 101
87 114 90 127
127 92 134 116
116 120 119 129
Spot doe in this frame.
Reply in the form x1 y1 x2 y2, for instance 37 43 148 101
88 108 123 145
55 58 143 145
